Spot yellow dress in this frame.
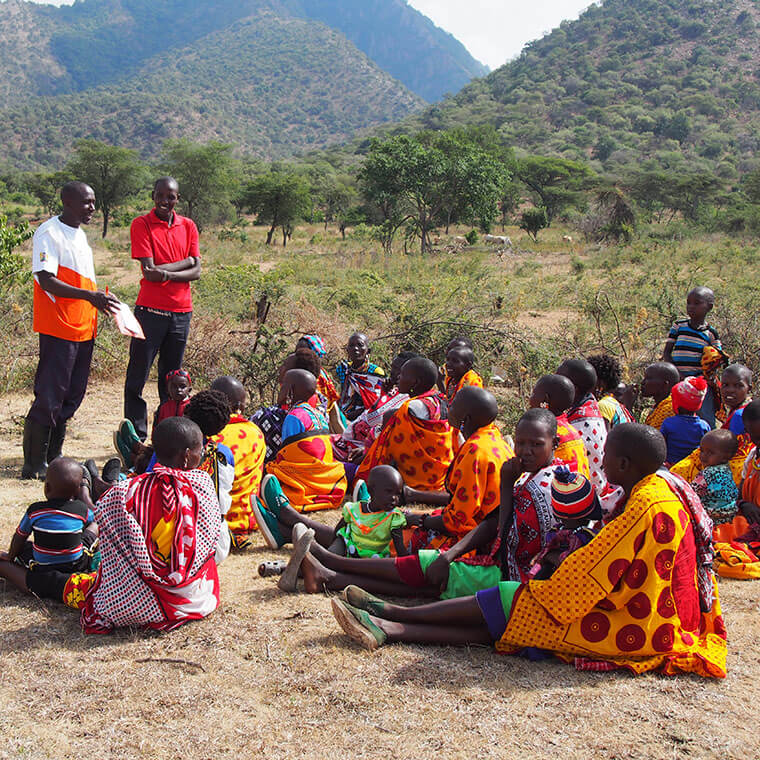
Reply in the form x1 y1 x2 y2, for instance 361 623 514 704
496 473 727 677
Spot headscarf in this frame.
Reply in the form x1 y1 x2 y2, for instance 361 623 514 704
300 335 326 357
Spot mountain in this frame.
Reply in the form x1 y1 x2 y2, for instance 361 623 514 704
295 0 489 102
0 0 487 170
403 0 760 179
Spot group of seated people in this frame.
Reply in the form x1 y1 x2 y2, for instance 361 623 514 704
2 284 758 678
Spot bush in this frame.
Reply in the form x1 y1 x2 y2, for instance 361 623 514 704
465 229 479 245
519 207 548 241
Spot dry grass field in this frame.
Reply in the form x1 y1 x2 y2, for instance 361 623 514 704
1 382 759 760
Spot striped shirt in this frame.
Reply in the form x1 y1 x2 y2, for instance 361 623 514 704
16 499 95 565
668 319 721 377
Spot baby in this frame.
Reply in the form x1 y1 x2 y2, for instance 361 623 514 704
528 466 601 580
691 429 739 525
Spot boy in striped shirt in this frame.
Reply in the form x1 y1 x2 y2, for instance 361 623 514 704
0 457 98 601
663 286 721 379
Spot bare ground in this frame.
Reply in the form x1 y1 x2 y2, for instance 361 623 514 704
1 382 759 760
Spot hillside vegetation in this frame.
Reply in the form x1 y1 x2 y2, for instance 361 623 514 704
397 0 760 180
0 0 487 169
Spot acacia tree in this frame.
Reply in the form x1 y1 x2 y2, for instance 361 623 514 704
161 139 235 229
66 140 147 237
516 155 592 224
242 172 311 246
361 133 503 253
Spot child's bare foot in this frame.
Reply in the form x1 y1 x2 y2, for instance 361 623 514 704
301 552 335 594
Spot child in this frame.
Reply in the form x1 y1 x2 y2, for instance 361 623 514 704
612 382 637 418
209 376 266 549
588 354 633 428
333 466 407 557
153 369 192 428
556 359 608 493
660 376 711 465
737 399 760 527
335 332 385 421
444 344 483 404
528 467 601 580
663 286 721 379
690 429 739 526
184 390 236 562
528 373 590 477
641 361 680 428
0 457 98 603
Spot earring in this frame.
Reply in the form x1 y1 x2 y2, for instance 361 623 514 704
540 401 549 409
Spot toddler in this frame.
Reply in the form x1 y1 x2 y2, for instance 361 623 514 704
690 429 739 525
528 466 601 580
660 376 711 465
0 457 99 603
154 369 192 428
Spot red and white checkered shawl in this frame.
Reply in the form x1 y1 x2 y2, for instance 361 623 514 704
81 466 221 634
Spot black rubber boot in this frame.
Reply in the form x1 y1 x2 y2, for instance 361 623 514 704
47 419 67 463
21 417 51 480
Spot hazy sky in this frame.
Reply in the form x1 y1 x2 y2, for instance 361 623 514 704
407 0 593 69
25 0 593 71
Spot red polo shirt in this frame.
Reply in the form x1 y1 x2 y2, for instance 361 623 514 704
131 209 199 312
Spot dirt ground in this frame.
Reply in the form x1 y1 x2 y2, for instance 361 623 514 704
1 381 759 760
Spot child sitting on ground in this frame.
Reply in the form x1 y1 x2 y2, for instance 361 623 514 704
444 343 483 404
335 332 385 421
588 354 633 428
153 369 192 429
660 376 711 465
641 361 680 428
0 457 99 604
528 467 601 580
690 429 739 526
528 373 590 477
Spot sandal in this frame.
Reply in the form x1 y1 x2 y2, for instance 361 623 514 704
278 524 315 592
331 598 386 651
258 560 287 577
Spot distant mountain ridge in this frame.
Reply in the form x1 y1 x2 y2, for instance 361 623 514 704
401 0 760 179
0 0 486 169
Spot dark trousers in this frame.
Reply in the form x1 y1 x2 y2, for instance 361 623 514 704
124 306 191 439
28 334 94 428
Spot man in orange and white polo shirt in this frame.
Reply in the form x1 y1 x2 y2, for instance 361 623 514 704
23 181 119 479
123 177 201 440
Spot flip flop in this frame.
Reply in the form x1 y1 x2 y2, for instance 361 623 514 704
330 598 387 651
260 473 289 518
258 560 287 577
351 479 370 504
341 584 388 617
278 524 314 592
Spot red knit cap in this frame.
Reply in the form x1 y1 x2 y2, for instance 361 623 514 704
671 376 707 413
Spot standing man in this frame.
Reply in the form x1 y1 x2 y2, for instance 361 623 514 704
124 177 201 440
23 181 119 479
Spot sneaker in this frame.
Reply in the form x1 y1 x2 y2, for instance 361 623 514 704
101 457 122 484
352 478 370 504
260 473 289 518
250 495 286 550
113 419 139 468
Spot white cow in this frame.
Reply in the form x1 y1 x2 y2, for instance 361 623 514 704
484 234 512 247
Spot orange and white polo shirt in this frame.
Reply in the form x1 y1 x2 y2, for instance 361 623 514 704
32 216 98 342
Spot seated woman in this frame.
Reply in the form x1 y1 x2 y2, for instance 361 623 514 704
335 332 385 421
264 369 349 511
263 408 559 599
328 423 728 680
443 344 483 405
356 357 454 491
588 354 634 429
335 351 419 456
81 417 222 633
296 334 340 412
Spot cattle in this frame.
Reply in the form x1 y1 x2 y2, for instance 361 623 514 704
484 234 512 247
562 235 573 243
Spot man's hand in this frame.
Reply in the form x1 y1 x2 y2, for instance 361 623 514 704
500 457 523 485
739 500 760 525
0 550 10 561
88 290 120 314
424 553 451 592
141 265 165 283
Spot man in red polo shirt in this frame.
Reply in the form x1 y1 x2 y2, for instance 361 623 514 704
124 177 201 440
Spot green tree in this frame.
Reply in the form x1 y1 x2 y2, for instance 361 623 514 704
361 133 503 253
0 214 32 290
66 139 147 237
25 172 69 216
743 168 760 204
161 139 236 229
519 207 548 241
242 172 311 246
516 156 592 224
